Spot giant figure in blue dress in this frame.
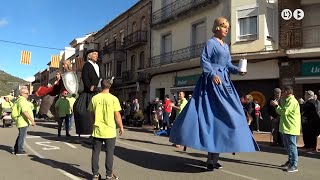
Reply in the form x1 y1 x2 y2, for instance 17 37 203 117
169 17 259 171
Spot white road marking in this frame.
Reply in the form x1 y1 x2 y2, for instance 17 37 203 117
63 142 77 149
118 140 160 153
25 142 81 180
118 140 259 180
220 170 259 180
35 142 60 150
26 134 91 139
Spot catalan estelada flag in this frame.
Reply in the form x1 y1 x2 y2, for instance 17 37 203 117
20 50 31 64
50 55 60 68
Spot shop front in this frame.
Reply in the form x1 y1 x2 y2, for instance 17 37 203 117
295 61 320 95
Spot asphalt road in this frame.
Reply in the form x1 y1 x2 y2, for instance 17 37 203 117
0 120 319 180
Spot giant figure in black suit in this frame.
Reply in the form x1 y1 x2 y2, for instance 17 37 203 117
74 49 104 135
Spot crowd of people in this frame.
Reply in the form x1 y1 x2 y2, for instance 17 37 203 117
1 17 320 179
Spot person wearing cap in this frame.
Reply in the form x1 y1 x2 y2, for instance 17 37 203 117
74 49 102 136
88 79 124 180
301 90 320 152
267 88 283 146
55 90 71 137
169 17 258 171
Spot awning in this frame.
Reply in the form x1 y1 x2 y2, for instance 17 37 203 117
294 76 320 84
170 86 195 93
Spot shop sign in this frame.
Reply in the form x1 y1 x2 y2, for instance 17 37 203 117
175 74 201 87
301 62 320 76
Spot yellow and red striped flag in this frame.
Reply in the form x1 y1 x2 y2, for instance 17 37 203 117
50 55 60 68
76 57 84 71
20 50 31 65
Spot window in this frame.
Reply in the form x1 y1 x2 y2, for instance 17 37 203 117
113 33 117 41
120 30 124 46
141 16 147 30
131 55 136 71
192 21 206 45
161 33 172 54
132 22 137 33
266 7 274 39
139 51 145 69
116 61 122 77
105 39 109 46
105 62 112 78
237 6 258 41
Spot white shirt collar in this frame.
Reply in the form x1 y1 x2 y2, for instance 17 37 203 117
88 60 100 77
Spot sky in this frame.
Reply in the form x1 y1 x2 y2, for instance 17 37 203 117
0 0 139 82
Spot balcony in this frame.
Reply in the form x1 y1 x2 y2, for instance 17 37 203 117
108 51 126 62
102 41 124 55
137 72 150 83
303 25 320 48
123 30 147 50
150 43 205 67
122 70 135 82
280 27 302 49
152 0 216 28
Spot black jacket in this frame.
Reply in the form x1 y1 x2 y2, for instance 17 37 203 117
82 61 100 93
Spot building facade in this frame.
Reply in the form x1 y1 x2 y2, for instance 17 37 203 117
229 0 280 131
149 0 227 101
279 0 320 99
94 0 152 109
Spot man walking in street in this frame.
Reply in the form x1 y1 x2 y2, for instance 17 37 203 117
271 86 301 172
88 79 124 180
13 87 36 155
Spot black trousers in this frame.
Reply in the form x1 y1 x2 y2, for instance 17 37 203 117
91 137 116 177
58 115 69 136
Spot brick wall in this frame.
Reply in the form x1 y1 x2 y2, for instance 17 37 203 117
279 0 302 49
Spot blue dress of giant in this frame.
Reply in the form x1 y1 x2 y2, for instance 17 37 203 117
170 37 259 153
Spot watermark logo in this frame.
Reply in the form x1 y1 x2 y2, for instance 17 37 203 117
281 9 292 20
293 9 304 20
281 9 304 20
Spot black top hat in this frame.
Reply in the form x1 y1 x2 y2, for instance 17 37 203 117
85 49 99 57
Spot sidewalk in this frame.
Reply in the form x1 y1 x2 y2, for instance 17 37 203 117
136 125 320 151
253 131 320 150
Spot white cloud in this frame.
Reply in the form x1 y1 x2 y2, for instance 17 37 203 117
24 76 35 82
0 18 8 27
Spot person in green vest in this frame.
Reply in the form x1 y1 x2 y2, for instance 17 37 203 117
271 86 301 173
66 93 77 131
13 87 36 155
170 91 188 148
55 90 71 137
1 97 13 115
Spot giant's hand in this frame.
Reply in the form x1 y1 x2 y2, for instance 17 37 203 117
212 75 221 85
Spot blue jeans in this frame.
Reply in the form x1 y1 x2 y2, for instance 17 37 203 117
163 112 170 130
282 133 298 167
14 126 28 153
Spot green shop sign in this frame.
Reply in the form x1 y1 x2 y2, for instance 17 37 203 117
301 62 320 76
175 74 201 87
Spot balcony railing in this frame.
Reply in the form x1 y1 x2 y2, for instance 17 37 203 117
152 0 215 26
123 30 147 49
150 43 205 67
280 27 302 49
137 72 150 83
102 41 124 55
122 70 135 82
303 25 320 48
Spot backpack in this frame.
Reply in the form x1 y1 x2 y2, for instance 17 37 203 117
11 100 20 121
